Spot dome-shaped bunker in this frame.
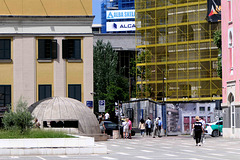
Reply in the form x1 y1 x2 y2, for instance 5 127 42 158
28 96 100 135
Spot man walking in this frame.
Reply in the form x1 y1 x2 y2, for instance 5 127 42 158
152 117 159 138
145 117 152 136
158 117 163 137
105 112 110 120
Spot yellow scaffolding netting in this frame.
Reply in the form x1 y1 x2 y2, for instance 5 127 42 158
135 0 222 102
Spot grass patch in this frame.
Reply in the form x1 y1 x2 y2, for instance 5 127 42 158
0 129 75 139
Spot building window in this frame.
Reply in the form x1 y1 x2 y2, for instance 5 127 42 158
0 39 11 59
0 85 11 107
68 84 81 101
38 39 57 60
62 39 81 60
199 107 205 111
39 85 52 101
228 28 234 72
208 107 211 111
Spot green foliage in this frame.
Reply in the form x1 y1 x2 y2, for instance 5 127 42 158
2 97 34 134
0 129 73 139
213 30 222 49
93 40 129 114
217 51 222 78
213 30 222 78
136 49 153 98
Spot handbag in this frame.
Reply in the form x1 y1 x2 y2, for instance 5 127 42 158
191 129 195 139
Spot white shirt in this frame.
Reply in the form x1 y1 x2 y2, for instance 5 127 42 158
200 119 206 129
105 113 110 120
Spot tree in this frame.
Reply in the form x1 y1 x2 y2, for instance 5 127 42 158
213 30 222 78
93 40 129 115
2 97 34 134
132 49 153 98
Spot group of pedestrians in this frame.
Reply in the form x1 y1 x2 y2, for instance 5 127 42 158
192 116 206 146
122 118 132 139
138 117 163 138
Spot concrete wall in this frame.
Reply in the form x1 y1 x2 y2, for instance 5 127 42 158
222 0 240 138
93 33 135 50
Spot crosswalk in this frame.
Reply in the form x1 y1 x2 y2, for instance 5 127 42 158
1 135 240 160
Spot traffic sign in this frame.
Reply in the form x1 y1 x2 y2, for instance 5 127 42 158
99 100 105 112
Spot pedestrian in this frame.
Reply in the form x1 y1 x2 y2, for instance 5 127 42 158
99 118 106 134
145 117 152 136
127 118 132 139
193 116 204 146
152 117 159 138
105 112 110 120
122 119 129 139
199 117 206 130
199 117 206 143
158 117 163 137
98 114 102 121
138 119 145 137
34 118 40 128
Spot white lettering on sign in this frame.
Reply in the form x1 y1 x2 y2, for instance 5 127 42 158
107 10 135 19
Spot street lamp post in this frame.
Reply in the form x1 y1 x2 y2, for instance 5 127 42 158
162 70 167 136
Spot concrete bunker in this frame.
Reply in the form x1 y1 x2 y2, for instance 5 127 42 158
28 96 100 135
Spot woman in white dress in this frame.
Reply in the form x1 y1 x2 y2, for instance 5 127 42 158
122 119 129 139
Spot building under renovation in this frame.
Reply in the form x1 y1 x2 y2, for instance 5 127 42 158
135 0 222 102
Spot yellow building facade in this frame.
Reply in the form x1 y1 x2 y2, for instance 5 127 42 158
0 0 94 113
135 0 222 102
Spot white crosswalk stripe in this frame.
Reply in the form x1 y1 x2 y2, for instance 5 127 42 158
116 152 130 155
135 156 152 159
164 154 177 157
58 155 68 158
141 150 154 153
102 157 117 160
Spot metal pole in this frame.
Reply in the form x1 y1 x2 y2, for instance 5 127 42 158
162 70 167 136
118 100 121 139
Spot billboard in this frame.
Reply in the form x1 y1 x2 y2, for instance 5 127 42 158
106 21 135 32
106 10 135 19
207 0 221 22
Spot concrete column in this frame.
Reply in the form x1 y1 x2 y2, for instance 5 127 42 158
83 36 94 111
54 37 66 97
13 36 36 108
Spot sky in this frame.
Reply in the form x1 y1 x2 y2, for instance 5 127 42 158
92 0 102 24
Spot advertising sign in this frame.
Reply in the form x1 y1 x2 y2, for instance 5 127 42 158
107 21 136 32
207 0 221 22
106 10 135 20
98 100 105 112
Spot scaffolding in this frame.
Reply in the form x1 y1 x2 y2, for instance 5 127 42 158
135 0 222 102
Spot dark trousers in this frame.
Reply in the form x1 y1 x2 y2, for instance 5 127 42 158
146 128 151 135
195 130 202 144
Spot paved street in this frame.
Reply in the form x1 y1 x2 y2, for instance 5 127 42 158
1 134 240 160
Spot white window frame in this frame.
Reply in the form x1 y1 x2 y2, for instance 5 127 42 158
228 28 234 74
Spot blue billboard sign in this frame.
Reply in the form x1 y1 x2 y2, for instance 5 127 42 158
106 10 135 20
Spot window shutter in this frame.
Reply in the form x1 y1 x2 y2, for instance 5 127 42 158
68 84 81 101
62 39 69 59
5 39 11 59
52 40 57 59
38 40 45 59
74 39 81 59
